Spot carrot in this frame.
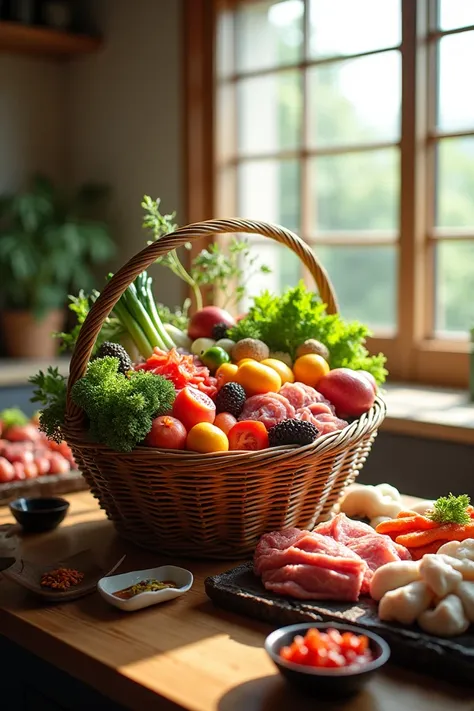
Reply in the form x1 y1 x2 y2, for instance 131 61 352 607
376 514 438 537
395 521 474 548
409 541 447 560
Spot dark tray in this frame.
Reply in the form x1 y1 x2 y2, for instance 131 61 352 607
205 562 474 686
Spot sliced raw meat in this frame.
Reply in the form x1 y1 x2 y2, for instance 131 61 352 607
347 534 410 594
262 558 366 602
315 514 374 543
280 382 335 411
297 410 348 433
254 528 305 573
394 542 412 560
255 531 363 575
239 392 295 430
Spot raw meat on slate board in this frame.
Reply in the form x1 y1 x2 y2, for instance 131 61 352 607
204 561 474 686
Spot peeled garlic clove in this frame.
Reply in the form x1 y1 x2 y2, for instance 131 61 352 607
456 581 474 622
419 554 463 598
418 594 470 637
370 560 421 601
378 581 433 626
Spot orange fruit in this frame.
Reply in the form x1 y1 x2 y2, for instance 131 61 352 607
235 361 281 396
293 353 330 388
214 412 237 435
215 362 239 389
261 358 294 385
186 422 229 453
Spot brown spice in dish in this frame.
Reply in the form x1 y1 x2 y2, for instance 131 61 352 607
40 567 84 590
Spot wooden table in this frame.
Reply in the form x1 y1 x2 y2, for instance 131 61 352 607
0 492 471 711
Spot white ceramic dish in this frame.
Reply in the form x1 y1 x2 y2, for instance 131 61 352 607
97 565 193 612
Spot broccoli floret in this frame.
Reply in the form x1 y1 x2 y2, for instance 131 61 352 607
71 357 176 452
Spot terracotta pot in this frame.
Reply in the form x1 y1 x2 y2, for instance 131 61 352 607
1 309 65 359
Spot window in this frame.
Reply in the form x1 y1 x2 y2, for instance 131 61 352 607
185 0 474 387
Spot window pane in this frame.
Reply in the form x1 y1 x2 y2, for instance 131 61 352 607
236 0 304 73
238 159 300 232
308 52 400 147
310 149 399 232
316 245 397 329
238 71 302 155
438 32 474 132
435 241 474 335
240 242 301 310
436 137 474 228
309 0 400 59
439 0 474 31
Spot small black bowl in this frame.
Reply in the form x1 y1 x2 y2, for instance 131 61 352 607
265 622 390 698
9 497 70 533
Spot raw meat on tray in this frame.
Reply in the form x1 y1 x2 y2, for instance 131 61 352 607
254 514 411 601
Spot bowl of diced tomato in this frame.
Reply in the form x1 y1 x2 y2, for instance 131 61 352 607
264 623 390 697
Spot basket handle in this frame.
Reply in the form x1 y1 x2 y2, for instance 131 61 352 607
65 218 339 426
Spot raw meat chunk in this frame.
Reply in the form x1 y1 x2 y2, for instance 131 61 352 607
262 561 365 602
239 393 295 430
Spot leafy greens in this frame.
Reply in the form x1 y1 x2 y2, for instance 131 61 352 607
229 282 388 384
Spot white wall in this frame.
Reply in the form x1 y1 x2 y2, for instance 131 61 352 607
69 0 184 308
0 56 67 192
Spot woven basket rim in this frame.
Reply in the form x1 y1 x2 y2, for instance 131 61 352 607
64 396 386 462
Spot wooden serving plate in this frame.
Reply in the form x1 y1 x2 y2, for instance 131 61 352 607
205 562 474 686
1 549 126 602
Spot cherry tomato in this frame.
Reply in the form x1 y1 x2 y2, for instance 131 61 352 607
144 416 187 449
23 462 38 479
12 462 26 481
228 420 269 451
0 456 14 482
279 628 373 669
214 412 237 435
172 386 216 431
34 456 51 476
47 453 70 474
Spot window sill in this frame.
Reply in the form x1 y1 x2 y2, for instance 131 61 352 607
382 382 474 445
0 358 69 388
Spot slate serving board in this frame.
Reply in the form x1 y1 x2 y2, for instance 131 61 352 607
205 562 474 686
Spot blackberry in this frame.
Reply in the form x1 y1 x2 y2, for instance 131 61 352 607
268 419 319 447
215 382 246 418
95 341 133 375
212 322 230 340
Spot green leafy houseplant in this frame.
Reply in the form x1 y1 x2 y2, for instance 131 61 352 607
0 174 115 317
0 175 115 358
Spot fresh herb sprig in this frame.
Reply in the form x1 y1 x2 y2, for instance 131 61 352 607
53 290 123 354
427 493 471 525
29 367 68 443
190 238 271 310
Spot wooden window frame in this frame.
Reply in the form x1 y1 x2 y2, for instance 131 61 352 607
183 0 473 388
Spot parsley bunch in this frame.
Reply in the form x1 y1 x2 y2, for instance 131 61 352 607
427 493 471 525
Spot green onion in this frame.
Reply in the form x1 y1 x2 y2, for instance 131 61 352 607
112 300 153 358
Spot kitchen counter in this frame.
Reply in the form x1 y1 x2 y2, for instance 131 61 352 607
0 491 471 711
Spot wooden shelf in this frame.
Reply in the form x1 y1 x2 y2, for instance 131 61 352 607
0 21 102 58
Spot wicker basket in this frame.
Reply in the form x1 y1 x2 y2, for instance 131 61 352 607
63 219 386 559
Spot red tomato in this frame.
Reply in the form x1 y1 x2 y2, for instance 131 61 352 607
214 412 237 435
171 387 216 431
34 456 51 475
47 453 70 474
7 448 34 465
144 416 187 449
23 462 38 479
5 424 41 442
228 421 269 451
0 457 15 482
12 462 26 481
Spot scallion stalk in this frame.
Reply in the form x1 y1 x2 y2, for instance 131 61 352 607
112 300 153 358
135 273 175 351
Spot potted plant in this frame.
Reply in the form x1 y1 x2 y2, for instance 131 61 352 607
0 174 115 359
